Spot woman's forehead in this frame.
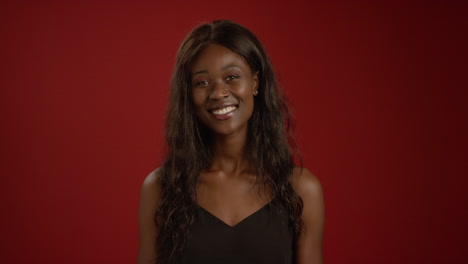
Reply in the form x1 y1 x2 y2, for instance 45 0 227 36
191 44 250 75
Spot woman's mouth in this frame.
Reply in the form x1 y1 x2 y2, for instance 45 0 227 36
210 105 237 120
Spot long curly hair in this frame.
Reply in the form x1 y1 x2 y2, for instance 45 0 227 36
154 20 303 264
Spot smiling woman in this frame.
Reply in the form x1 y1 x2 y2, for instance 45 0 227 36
191 44 258 136
138 20 325 264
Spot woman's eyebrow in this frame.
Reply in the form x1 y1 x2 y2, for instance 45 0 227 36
192 64 240 76
192 70 208 76
221 64 240 70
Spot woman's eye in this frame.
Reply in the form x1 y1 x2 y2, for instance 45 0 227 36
226 75 239 81
195 80 208 86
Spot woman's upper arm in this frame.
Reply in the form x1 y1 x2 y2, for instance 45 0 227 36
292 167 325 264
137 169 162 264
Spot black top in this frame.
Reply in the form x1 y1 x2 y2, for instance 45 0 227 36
178 198 293 264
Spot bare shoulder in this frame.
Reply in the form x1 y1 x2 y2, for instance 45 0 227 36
142 168 162 191
291 167 323 200
292 167 325 263
138 168 162 264
139 168 163 212
139 168 163 223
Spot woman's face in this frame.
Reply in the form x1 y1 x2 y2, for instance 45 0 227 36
191 44 258 136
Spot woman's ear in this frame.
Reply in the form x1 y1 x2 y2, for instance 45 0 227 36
253 71 259 96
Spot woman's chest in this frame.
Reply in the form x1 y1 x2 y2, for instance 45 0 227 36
196 172 272 227
178 201 293 264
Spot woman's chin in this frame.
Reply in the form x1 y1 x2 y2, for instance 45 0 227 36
208 124 248 138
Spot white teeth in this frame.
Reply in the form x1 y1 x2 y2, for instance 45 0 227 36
212 106 236 115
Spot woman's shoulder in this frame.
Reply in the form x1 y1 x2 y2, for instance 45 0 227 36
292 167 322 196
139 168 163 215
142 168 162 190
292 166 321 191
291 167 325 262
138 168 163 263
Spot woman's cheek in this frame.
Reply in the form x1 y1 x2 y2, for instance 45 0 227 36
192 89 205 105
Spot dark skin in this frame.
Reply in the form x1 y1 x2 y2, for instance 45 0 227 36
138 44 325 263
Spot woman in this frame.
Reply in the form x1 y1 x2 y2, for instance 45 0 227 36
138 20 324 264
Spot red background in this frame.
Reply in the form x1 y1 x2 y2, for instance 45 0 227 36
1 1 467 263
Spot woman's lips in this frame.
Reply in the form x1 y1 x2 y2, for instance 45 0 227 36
210 105 237 120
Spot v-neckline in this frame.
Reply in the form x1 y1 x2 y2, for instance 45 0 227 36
198 197 276 228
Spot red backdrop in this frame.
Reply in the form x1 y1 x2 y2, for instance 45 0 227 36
1 1 466 263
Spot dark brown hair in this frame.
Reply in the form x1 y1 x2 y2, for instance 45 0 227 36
155 20 303 264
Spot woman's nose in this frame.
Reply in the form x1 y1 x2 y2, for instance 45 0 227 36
209 81 229 100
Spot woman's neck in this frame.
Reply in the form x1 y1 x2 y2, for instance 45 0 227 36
209 130 251 175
